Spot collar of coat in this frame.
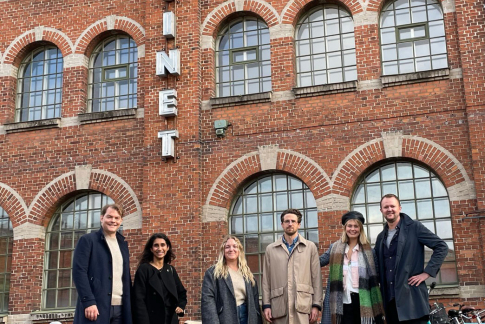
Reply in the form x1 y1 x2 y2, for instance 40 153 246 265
275 234 311 252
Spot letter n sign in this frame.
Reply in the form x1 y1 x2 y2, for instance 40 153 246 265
156 49 180 77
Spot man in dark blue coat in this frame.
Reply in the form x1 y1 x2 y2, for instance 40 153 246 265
375 194 448 324
72 204 132 324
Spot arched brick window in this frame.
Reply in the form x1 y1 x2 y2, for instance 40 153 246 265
380 0 448 75
43 192 114 309
295 5 356 86
229 174 318 290
16 46 63 121
88 35 138 112
351 161 457 285
0 207 13 313
216 17 271 97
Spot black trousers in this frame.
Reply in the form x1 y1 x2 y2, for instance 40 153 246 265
342 292 361 324
386 299 429 324
109 305 123 324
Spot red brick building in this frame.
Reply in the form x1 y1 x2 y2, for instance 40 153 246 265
0 0 483 322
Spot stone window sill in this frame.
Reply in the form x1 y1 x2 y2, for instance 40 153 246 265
293 81 357 98
79 108 137 124
209 92 271 108
31 309 75 322
429 285 460 297
382 68 450 87
4 118 61 133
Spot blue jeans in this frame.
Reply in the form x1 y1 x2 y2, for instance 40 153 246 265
237 303 248 324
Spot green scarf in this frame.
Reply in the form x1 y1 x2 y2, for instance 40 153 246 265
328 240 386 324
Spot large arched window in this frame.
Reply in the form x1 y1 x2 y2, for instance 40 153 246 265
16 46 63 121
380 0 448 75
43 192 114 309
88 35 138 112
351 161 457 285
295 5 356 87
0 207 13 313
216 17 271 97
229 174 318 290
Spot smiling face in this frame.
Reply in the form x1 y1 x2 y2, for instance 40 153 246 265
224 238 240 263
345 219 361 240
100 207 122 236
151 238 169 262
380 196 402 224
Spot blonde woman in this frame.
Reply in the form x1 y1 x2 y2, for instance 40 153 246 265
201 235 263 324
320 211 385 324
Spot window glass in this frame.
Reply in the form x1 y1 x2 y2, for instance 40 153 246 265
216 17 271 96
295 5 356 87
351 161 457 285
0 207 13 313
229 174 318 292
380 0 448 75
16 47 63 121
43 192 114 309
88 35 138 112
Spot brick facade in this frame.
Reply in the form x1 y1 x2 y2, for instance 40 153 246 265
0 0 484 323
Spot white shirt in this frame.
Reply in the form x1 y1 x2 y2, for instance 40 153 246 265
343 244 360 304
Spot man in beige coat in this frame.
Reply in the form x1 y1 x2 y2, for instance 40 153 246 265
262 209 323 324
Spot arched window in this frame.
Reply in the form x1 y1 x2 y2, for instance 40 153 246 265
216 17 271 97
351 161 457 285
43 192 114 309
16 46 63 121
380 0 448 75
88 35 138 112
295 5 356 87
229 174 318 290
0 207 13 313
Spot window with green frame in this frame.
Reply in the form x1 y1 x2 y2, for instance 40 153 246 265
88 35 138 112
380 0 448 75
16 46 63 121
351 161 457 285
295 5 357 87
0 207 12 313
228 174 319 292
43 192 114 309
216 17 271 97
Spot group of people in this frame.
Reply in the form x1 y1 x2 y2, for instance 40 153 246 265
73 193 448 324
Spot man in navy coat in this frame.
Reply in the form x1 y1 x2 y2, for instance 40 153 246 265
72 204 132 324
375 194 448 324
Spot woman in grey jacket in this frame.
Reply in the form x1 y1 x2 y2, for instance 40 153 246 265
201 235 263 324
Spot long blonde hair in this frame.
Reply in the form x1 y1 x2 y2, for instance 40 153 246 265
213 235 256 286
340 219 370 245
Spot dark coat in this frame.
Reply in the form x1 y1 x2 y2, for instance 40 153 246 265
73 228 132 324
374 213 448 321
319 243 380 324
132 262 187 324
201 266 263 324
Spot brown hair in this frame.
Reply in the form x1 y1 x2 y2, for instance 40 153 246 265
280 208 303 223
101 203 125 217
380 194 401 208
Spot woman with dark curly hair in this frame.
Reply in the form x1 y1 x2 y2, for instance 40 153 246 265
132 233 187 324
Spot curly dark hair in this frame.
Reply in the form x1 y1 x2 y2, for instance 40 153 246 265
138 233 176 267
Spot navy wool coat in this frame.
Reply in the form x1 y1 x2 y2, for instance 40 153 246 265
72 228 132 324
201 266 263 324
132 262 187 324
374 213 448 321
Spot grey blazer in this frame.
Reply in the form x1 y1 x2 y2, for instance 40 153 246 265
201 266 263 324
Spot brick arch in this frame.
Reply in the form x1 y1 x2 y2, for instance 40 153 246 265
204 148 331 211
201 0 279 37
331 136 473 199
281 0 364 25
27 168 141 229
0 183 28 228
74 16 145 55
1 27 74 66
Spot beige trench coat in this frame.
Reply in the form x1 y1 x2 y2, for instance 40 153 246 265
262 235 323 324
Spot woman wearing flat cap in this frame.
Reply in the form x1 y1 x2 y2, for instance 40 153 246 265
319 211 385 324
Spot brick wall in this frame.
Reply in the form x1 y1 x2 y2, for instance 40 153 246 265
0 0 484 322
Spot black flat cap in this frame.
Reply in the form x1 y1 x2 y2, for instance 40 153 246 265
341 211 365 225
